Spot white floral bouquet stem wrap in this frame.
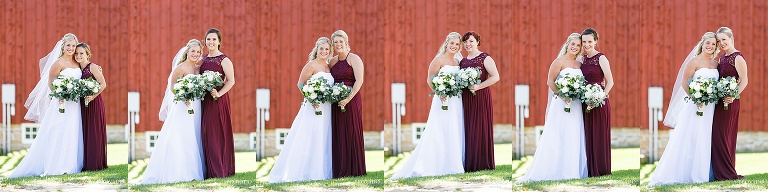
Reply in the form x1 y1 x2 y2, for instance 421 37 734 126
715 76 740 110
172 74 206 114
430 72 461 110
329 83 352 112
78 77 101 107
301 77 332 115
685 76 719 116
554 73 586 113
456 67 482 95
581 84 606 113
200 71 224 100
49 75 83 113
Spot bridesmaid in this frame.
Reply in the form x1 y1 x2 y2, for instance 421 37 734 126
200 28 236 178
329 30 367 178
460 31 500 172
580 28 613 177
711 26 747 181
75 43 108 171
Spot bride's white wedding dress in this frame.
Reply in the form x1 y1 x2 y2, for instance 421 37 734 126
390 65 465 180
9 68 84 178
140 97 204 184
649 68 718 186
517 68 587 182
268 72 334 183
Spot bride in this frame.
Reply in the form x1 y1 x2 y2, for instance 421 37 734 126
140 39 206 184
268 37 334 183
517 33 587 182
649 32 719 186
11 33 83 178
390 32 465 179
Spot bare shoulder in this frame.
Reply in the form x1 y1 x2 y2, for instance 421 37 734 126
348 53 363 64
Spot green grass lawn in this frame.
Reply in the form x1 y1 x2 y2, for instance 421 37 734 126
385 143 514 190
510 147 640 191
640 152 768 191
386 145 639 191
128 150 384 191
0 143 128 190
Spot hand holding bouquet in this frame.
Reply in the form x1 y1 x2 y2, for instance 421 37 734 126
554 73 586 113
430 72 462 110
50 75 83 113
172 74 206 114
684 76 719 116
456 67 482 95
329 83 352 112
581 84 606 113
301 77 332 115
715 76 740 110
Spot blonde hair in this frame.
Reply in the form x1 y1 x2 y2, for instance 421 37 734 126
436 32 462 57
58 33 79 58
558 33 582 57
331 30 351 52
308 37 333 63
716 26 734 40
178 39 203 65
695 32 719 59
75 43 92 62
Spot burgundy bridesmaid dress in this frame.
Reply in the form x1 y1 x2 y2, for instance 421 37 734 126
711 52 744 181
200 54 236 178
80 63 108 171
330 55 367 178
581 53 611 177
460 52 495 172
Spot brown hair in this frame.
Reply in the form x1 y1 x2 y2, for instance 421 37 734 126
462 31 481 46
581 28 599 41
75 43 92 59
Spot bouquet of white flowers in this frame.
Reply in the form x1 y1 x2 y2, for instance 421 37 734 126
49 75 83 113
685 76 719 116
430 72 462 110
172 74 206 114
301 77 332 115
78 78 101 107
329 83 352 112
715 76 740 110
554 73 586 113
456 67 482 95
200 71 225 100
581 84 607 113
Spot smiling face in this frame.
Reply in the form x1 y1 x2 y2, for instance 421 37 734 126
566 38 582 56
701 37 717 55
187 45 202 63
581 34 597 53
716 33 733 52
463 36 478 52
446 37 461 54
205 33 220 51
74 47 89 63
333 36 346 53
62 40 77 57
317 42 331 59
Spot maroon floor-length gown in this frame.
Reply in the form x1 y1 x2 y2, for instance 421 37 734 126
581 53 611 177
80 63 108 171
460 52 495 172
330 55 367 178
200 54 235 178
711 52 744 181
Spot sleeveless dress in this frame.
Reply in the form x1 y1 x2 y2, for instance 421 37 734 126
140 73 204 184
330 55 367 178
200 54 235 178
9 68 84 178
517 68 587 182
711 52 744 181
460 52 495 172
390 65 465 179
649 68 719 186
581 53 612 177
268 72 334 183
81 63 108 171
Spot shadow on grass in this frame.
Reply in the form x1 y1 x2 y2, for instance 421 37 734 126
126 170 384 191
387 164 513 188
512 169 640 191
1 164 127 187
